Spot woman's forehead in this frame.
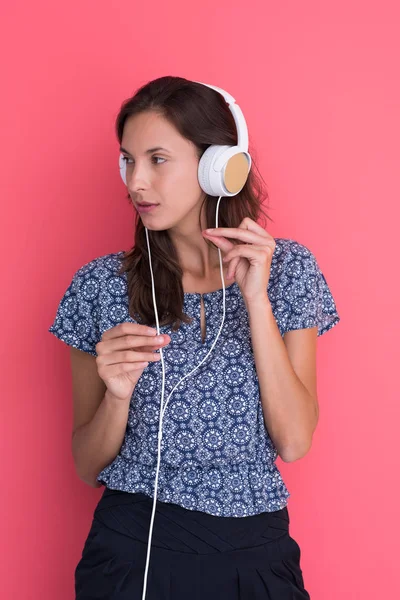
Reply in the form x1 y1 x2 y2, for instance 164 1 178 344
121 112 197 155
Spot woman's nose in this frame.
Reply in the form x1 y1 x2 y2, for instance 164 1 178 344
127 165 149 190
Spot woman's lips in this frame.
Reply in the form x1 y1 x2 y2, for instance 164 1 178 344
136 203 159 213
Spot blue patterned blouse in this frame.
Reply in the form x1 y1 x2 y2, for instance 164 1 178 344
48 237 340 517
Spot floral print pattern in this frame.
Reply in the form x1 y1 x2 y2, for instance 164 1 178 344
48 238 340 516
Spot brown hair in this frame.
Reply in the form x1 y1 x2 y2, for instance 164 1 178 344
115 75 273 331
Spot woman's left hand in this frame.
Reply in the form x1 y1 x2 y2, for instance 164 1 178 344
202 217 276 304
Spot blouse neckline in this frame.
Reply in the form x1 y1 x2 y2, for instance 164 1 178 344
183 280 238 299
117 251 239 300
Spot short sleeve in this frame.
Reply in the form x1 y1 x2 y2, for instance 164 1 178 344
48 260 101 356
283 240 340 337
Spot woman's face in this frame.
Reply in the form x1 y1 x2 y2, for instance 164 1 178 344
120 111 206 232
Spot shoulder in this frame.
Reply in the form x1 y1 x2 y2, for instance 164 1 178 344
270 237 319 279
273 237 317 260
270 237 340 337
65 250 127 310
69 250 127 298
72 250 125 280
48 250 128 356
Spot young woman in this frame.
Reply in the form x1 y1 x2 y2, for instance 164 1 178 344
49 76 340 599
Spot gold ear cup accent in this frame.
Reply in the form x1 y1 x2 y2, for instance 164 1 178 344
223 153 250 193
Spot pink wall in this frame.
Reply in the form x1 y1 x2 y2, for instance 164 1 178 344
1 1 399 598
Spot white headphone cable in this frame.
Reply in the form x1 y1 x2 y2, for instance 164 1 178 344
140 195 226 600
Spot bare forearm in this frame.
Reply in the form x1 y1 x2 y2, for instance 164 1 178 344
72 390 131 487
246 297 318 462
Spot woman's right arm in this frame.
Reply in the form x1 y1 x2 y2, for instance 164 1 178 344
71 377 132 488
70 324 170 488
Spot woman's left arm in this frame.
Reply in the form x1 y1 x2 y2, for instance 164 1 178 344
246 297 319 462
202 217 319 463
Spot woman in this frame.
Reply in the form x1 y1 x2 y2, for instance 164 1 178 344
49 76 340 599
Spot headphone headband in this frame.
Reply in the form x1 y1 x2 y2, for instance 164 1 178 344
194 81 249 152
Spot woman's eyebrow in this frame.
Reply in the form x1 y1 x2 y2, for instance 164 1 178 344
119 146 171 155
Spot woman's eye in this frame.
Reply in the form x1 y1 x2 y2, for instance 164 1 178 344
121 156 166 165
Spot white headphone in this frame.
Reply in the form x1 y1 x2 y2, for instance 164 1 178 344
118 81 252 600
119 81 251 197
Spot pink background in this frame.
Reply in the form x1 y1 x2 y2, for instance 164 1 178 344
1 1 399 598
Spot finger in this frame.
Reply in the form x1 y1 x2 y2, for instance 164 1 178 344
102 322 158 341
238 217 271 238
202 233 235 253
131 335 171 353
125 334 170 347
223 245 272 263
204 228 269 246
121 349 162 363
135 342 169 354
97 333 170 356
227 256 240 279
98 362 149 381
97 348 162 368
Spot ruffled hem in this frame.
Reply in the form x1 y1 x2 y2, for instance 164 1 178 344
97 457 290 517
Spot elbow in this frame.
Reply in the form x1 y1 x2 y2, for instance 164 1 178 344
75 464 103 488
72 446 102 489
90 480 104 489
79 473 103 488
279 439 313 463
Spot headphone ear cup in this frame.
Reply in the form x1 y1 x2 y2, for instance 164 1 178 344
198 145 251 197
198 145 231 197
119 153 127 185
224 151 251 194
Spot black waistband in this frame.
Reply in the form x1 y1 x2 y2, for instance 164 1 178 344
93 487 290 554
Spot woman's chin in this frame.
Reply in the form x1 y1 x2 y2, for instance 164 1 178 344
139 217 168 232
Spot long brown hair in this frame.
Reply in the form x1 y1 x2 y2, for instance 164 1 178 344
115 76 273 331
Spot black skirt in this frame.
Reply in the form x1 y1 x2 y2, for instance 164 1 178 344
75 486 311 599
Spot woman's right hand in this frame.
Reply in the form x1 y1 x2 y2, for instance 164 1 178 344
95 323 170 401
